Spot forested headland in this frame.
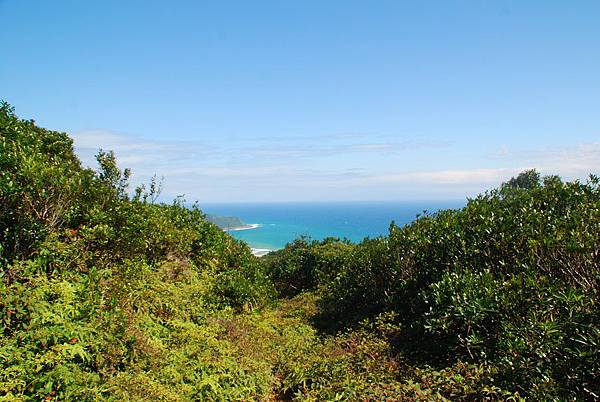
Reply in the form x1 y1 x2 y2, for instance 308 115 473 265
1 102 598 400
205 215 247 230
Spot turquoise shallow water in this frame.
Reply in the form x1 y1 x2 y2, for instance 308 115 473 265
200 200 465 250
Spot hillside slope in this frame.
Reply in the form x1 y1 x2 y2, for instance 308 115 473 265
1 102 599 400
0 102 277 400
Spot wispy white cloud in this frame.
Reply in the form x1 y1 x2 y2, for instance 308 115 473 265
230 139 449 161
313 168 523 190
491 142 600 178
71 129 451 200
70 128 599 202
73 130 165 152
71 130 214 169
164 165 287 178
71 129 451 171
408 168 522 184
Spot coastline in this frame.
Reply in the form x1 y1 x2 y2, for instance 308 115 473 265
251 248 273 257
224 223 261 232
220 223 274 256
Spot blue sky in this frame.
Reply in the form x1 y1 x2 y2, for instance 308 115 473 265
1 0 599 202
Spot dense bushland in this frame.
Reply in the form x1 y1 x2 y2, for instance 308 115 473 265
2 101 598 400
0 102 276 400
264 171 600 400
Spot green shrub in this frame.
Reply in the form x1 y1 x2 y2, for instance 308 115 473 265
0 102 276 400
270 171 600 399
2 101 599 400
263 236 354 298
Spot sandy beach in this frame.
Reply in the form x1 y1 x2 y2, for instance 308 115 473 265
221 223 273 256
224 223 261 232
251 248 273 257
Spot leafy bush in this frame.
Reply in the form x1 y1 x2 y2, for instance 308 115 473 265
263 236 354 297
270 171 600 399
0 102 276 400
2 101 598 400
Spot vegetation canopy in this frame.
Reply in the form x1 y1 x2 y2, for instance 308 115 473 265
1 102 598 400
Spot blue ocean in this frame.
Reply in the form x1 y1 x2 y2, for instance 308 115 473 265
200 200 465 250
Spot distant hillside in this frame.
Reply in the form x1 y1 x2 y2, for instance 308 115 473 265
205 214 246 229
